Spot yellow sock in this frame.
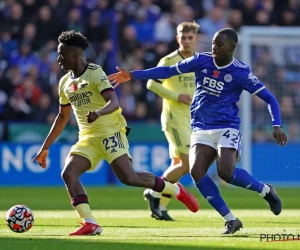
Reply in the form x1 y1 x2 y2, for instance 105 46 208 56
75 203 96 223
161 182 177 196
160 195 171 209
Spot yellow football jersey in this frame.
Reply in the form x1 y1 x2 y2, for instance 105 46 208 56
151 50 196 130
58 63 127 139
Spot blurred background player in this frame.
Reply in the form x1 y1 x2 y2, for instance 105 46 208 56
33 31 198 236
108 28 287 234
143 22 199 221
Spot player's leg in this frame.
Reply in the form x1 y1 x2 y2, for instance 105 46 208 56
191 144 242 234
144 126 190 220
190 130 241 234
162 126 191 184
143 157 180 220
217 129 282 216
160 127 191 218
105 129 198 213
61 138 103 236
160 153 189 219
211 147 242 234
163 153 189 183
110 153 198 213
145 155 189 220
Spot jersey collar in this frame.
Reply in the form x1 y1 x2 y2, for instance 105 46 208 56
177 50 185 59
69 63 88 79
213 57 234 69
177 50 196 59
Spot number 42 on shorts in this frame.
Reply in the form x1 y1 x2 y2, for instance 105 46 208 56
222 130 240 144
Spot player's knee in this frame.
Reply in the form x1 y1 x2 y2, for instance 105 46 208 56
180 160 190 175
217 168 233 183
61 168 74 183
190 166 206 182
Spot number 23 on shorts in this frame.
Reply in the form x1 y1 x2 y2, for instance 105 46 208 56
102 132 126 152
103 136 117 151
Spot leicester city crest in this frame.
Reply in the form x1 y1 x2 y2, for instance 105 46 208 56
224 74 232 82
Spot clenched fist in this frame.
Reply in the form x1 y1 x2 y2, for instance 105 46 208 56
86 111 101 123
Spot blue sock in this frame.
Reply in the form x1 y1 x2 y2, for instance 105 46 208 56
194 175 230 217
230 168 264 193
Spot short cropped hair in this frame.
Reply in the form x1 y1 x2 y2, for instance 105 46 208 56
218 28 238 44
58 30 90 50
177 21 200 34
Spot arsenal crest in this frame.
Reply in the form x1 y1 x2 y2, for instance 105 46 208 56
213 70 220 78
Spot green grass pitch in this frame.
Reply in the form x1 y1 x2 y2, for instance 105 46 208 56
0 186 299 250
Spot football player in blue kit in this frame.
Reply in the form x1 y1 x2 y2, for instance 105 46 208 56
108 28 287 234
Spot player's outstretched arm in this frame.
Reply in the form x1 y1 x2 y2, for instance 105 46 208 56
32 105 71 168
108 65 180 88
256 88 288 146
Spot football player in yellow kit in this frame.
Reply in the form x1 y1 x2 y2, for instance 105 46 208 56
143 22 199 220
32 31 198 236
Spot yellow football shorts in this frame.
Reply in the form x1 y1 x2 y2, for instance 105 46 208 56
164 124 191 159
69 127 131 170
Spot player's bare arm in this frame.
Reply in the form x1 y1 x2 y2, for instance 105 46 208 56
32 104 71 168
86 90 119 123
147 80 192 105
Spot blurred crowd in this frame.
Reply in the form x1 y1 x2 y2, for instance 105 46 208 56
0 0 300 141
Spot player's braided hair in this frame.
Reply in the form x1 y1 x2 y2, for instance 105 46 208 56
218 28 238 44
58 30 90 50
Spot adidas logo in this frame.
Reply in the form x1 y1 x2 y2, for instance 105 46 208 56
110 148 117 153
206 196 214 202
201 69 207 74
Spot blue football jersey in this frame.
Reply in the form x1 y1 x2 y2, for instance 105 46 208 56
174 52 265 131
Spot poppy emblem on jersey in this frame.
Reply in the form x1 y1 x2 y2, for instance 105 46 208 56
71 82 78 92
213 70 220 78
224 74 232 82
